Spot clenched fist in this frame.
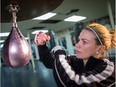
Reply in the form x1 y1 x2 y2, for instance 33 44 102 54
35 32 50 46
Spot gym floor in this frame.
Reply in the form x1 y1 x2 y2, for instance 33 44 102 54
1 60 57 87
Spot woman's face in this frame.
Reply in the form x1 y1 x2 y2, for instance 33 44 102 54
76 29 100 59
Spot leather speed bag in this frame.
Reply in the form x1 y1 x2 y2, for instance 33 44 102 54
2 25 31 68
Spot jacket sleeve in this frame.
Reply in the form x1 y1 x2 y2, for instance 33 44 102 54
38 44 54 69
54 53 115 87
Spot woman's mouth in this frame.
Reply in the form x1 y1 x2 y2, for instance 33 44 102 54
76 50 81 54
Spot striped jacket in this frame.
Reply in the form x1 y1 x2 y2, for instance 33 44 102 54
38 45 115 87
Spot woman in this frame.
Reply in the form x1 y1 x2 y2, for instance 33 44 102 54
35 23 115 87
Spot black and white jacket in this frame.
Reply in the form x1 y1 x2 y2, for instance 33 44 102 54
38 45 115 87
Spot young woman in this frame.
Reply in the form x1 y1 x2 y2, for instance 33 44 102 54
35 23 115 87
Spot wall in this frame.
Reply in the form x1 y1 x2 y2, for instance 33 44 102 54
55 29 75 55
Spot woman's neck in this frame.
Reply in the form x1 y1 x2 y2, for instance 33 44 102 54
83 59 89 66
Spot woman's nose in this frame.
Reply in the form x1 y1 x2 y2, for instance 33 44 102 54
76 43 81 49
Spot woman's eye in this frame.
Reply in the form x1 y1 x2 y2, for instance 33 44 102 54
83 41 87 44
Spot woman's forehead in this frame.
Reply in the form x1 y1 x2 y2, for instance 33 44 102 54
79 29 96 40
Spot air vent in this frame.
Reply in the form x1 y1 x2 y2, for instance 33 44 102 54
40 20 61 24
28 26 45 30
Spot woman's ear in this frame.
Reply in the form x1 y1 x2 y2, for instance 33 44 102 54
97 45 105 54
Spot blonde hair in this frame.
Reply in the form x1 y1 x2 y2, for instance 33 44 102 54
87 23 116 51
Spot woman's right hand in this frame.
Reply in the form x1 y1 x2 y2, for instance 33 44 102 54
34 32 50 46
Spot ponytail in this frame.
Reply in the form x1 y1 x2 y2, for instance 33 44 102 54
109 29 116 48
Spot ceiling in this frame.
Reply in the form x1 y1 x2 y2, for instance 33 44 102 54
1 0 115 41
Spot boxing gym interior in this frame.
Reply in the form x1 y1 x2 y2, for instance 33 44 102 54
0 0 115 87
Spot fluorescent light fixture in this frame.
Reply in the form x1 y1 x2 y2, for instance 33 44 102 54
0 40 4 43
64 15 86 22
32 30 48 34
0 32 10 37
0 44 4 48
25 37 29 40
32 12 57 20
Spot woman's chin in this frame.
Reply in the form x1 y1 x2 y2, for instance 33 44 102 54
76 55 83 59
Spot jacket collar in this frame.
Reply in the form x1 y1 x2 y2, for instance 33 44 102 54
83 56 103 72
